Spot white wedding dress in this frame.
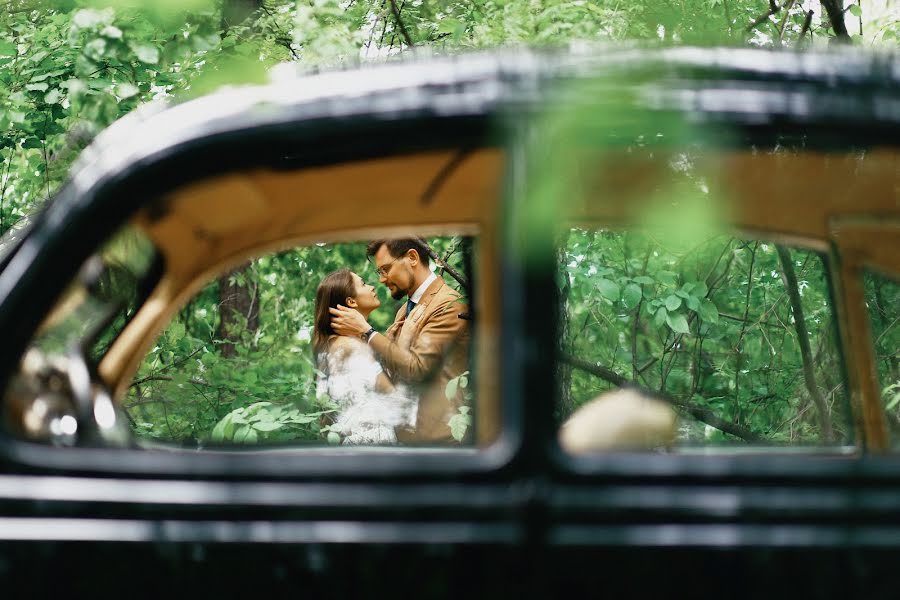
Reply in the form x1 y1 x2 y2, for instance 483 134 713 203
316 336 417 445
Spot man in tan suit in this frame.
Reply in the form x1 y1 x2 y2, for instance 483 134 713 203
329 238 469 443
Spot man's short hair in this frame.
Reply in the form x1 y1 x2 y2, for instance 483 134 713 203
367 238 431 267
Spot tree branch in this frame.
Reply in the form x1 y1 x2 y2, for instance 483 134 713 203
415 237 470 292
798 8 815 41
777 0 797 42
820 0 852 41
129 374 217 389
561 353 762 442
776 245 835 442
747 0 783 32
388 0 414 47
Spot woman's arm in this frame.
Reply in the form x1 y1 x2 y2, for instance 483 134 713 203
375 372 395 394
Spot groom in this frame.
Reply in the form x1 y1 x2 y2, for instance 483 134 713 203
329 238 469 443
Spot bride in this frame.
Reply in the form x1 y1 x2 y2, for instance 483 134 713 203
313 268 415 444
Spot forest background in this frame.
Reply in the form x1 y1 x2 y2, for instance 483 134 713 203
1 0 898 445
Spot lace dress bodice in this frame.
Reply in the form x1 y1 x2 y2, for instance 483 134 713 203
316 336 416 445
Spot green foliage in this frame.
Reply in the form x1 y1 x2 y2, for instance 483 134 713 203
865 272 900 444
4 0 895 237
446 370 472 442
562 226 849 445
210 401 334 444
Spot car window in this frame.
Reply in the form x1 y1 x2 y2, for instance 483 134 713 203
2 226 160 445
0 215 34 268
865 271 900 445
28 227 160 357
127 236 478 449
557 228 851 451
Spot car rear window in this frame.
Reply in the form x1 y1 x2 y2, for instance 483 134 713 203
556 228 851 451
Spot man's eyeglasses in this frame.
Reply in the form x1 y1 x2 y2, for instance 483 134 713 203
375 256 404 277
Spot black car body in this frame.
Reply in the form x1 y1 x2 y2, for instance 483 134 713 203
0 47 899 597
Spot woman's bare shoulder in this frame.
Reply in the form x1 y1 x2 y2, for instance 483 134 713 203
327 335 363 356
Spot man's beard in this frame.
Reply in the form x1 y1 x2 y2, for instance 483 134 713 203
391 287 405 300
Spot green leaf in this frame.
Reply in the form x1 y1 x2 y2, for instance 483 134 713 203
654 306 667 328
0 41 16 57
692 282 708 297
656 270 677 285
698 298 719 323
26 82 49 92
622 283 642 309
233 425 249 442
289 415 317 424
29 51 49 64
886 385 900 411
848 4 862 17
437 18 462 34
327 431 341 445
131 44 160 64
166 321 185 343
211 413 232 442
685 295 700 311
666 312 691 334
445 376 459 400
665 295 682 311
633 275 655 285
86 78 112 90
253 421 283 432
597 278 620 302
448 409 471 442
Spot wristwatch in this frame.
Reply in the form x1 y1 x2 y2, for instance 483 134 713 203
362 327 377 341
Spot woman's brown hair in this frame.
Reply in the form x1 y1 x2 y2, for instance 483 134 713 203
313 268 356 355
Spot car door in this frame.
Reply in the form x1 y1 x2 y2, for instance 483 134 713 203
0 57 540 595
526 49 900 597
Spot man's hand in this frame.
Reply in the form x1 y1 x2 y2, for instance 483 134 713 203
329 305 372 337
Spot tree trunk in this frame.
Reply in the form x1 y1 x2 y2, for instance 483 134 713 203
873 279 900 384
820 0 852 41
776 245 835 442
217 262 259 359
557 237 574 417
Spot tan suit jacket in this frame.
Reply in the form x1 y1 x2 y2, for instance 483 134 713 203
369 276 469 443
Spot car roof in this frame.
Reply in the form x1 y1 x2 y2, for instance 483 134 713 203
67 45 900 201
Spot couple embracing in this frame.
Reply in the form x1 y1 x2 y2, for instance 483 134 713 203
313 238 470 445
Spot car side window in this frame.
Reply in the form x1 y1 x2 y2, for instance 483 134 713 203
557 229 851 450
864 272 900 444
3 226 159 445
127 237 477 448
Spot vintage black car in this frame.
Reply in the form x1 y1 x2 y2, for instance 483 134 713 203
0 47 899 596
